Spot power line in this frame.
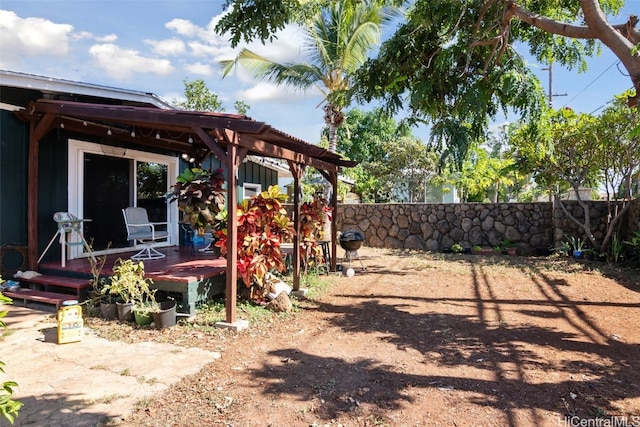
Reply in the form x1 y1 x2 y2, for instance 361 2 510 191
562 60 619 108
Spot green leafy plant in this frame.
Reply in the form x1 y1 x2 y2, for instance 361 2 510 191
84 246 111 307
216 185 294 300
500 240 515 248
565 236 586 252
451 243 464 254
0 279 23 425
168 167 226 235
102 259 156 306
610 234 624 263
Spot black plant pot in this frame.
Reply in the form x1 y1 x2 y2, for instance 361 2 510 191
153 301 177 329
116 301 134 322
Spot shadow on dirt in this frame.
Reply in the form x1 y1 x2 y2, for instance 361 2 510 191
247 257 639 426
10 393 115 427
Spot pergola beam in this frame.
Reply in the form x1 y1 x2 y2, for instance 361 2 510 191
17 99 357 330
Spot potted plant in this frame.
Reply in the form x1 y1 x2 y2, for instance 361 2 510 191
83 250 117 319
471 246 500 255
500 240 517 256
168 167 226 240
133 301 158 326
102 258 156 322
565 236 586 258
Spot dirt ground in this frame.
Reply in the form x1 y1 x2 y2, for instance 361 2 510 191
86 247 640 427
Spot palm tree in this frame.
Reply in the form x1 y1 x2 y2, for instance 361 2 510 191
221 0 400 153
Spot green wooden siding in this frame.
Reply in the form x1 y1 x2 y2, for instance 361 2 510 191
0 111 28 247
179 156 278 199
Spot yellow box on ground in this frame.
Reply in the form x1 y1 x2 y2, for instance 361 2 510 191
57 303 83 344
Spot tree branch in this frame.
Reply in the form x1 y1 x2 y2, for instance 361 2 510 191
505 0 638 42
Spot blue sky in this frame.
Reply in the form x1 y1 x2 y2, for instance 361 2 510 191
0 1 637 144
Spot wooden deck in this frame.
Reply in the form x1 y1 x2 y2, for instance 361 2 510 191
39 245 226 282
37 245 227 314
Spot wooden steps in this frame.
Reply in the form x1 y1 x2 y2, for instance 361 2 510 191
27 275 91 299
3 274 91 310
2 288 77 310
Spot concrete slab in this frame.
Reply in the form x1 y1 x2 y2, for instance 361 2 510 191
214 319 249 331
1 304 220 426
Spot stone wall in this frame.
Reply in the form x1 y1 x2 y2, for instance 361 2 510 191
332 200 638 254
551 201 627 246
336 203 553 254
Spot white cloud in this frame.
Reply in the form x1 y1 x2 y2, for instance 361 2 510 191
71 31 94 41
97 33 118 43
237 81 316 103
184 62 214 76
0 9 73 66
165 18 198 37
88 43 174 80
188 40 232 59
146 37 186 56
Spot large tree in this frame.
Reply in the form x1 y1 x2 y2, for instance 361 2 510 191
217 0 639 164
219 0 400 153
356 0 638 165
509 96 639 253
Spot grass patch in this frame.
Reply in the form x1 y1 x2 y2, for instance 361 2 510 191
85 393 128 405
299 270 333 300
90 365 109 371
136 376 158 385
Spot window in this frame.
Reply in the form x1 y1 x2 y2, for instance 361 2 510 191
243 183 261 200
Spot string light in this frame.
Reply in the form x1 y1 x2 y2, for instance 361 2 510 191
181 153 189 160
156 131 161 139
130 128 136 137
82 121 87 126
188 134 193 144
107 128 112 136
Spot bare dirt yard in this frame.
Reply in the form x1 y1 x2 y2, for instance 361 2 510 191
87 247 640 427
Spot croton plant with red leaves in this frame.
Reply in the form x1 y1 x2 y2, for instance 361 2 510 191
299 194 332 268
216 185 294 298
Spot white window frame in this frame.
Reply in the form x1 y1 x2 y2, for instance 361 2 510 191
242 183 261 200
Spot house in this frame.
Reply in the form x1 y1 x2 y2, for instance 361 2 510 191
0 70 280 265
0 70 354 324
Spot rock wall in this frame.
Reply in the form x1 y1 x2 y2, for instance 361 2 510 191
336 203 553 254
333 200 638 254
551 200 625 246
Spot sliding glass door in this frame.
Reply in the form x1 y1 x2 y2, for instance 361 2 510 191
68 139 178 257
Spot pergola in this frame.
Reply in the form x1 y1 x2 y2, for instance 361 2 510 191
17 99 356 326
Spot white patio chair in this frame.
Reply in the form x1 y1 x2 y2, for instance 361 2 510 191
122 207 169 260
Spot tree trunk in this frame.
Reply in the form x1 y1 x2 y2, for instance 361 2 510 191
324 103 344 153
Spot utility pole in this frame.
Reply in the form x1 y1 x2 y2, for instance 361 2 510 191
541 63 567 107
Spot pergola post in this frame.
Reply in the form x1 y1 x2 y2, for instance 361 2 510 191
318 170 339 272
288 161 304 291
26 113 56 270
